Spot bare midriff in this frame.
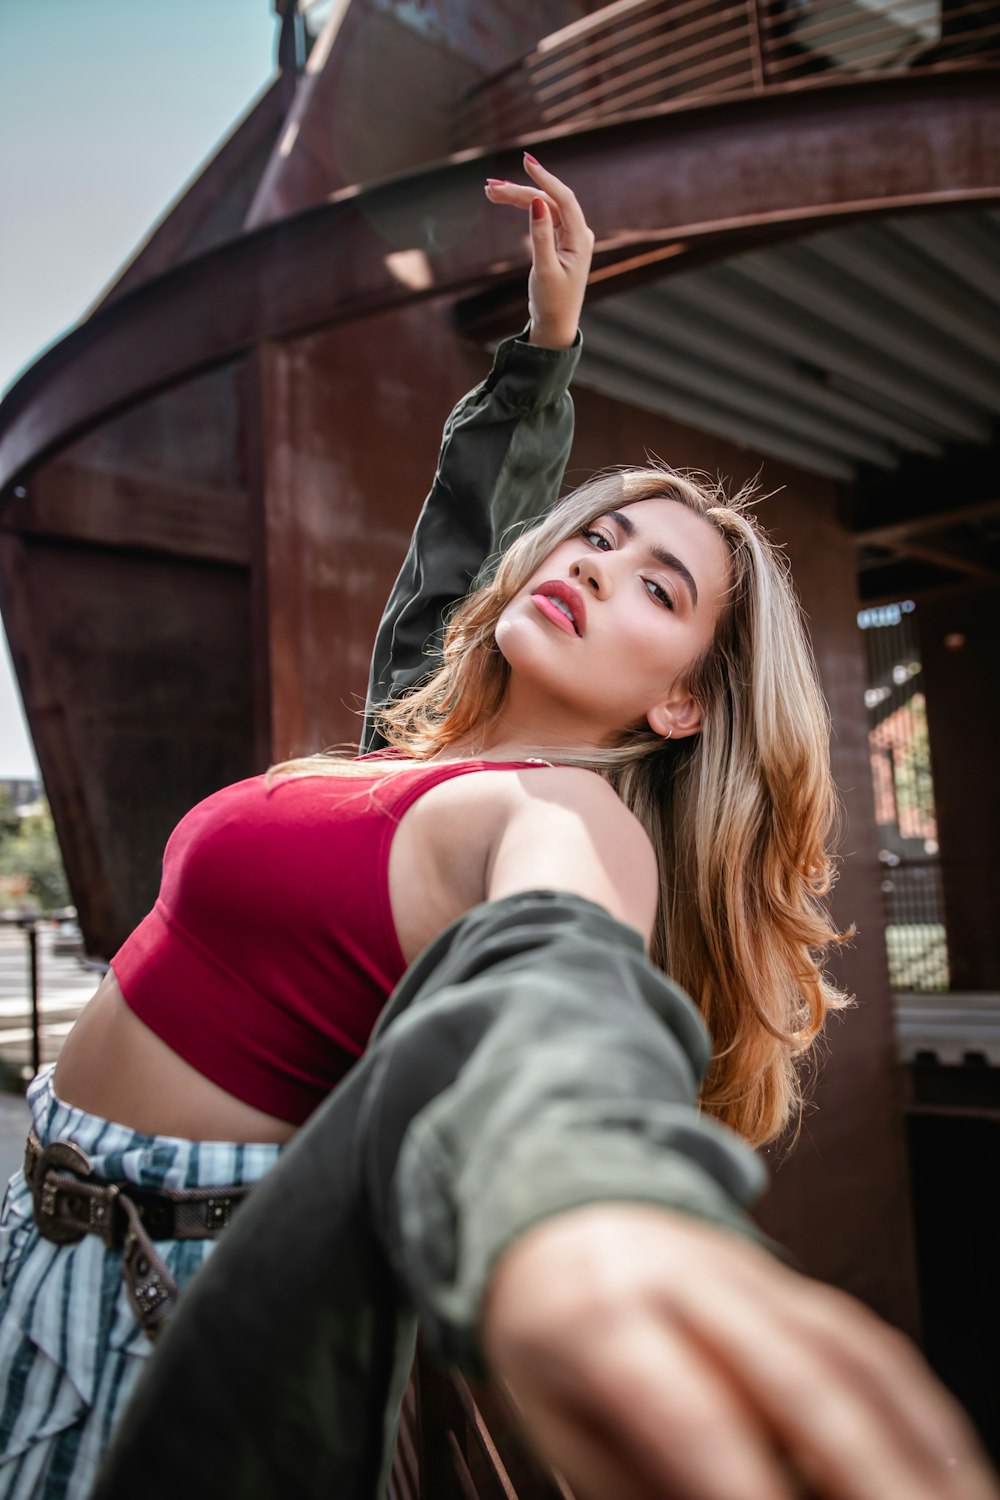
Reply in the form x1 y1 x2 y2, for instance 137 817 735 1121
48 762 527 1146
52 971 296 1145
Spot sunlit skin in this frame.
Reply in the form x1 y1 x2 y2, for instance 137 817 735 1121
490 498 731 753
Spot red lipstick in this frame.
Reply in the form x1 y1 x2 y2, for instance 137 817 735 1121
529 579 586 637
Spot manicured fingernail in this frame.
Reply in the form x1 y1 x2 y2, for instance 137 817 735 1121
531 197 546 220
486 178 505 184
523 152 540 165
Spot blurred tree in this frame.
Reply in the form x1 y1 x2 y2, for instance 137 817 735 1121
0 797 70 911
0 787 20 845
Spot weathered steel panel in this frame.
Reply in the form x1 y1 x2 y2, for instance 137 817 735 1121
248 305 487 762
0 364 254 957
0 534 255 957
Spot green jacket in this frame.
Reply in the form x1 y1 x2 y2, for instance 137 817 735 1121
361 330 585 751
92 335 767 1500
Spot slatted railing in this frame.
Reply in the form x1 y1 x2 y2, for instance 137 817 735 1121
454 0 1000 146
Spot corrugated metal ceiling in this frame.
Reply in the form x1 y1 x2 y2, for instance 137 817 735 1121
577 206 1000 485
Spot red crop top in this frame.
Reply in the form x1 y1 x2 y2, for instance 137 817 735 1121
112 757 547 1125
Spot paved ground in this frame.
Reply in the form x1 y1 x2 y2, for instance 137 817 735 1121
0 922 99 1180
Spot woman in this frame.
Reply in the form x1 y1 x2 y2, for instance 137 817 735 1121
2 160 995 1500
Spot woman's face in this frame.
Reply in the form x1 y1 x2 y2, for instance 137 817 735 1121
495 497 731 743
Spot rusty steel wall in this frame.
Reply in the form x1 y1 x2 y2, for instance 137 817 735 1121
0 363 255 957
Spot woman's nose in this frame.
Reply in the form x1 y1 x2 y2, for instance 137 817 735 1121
570 556 607 594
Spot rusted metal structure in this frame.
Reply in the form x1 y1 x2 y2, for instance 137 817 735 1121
1 0 998 1486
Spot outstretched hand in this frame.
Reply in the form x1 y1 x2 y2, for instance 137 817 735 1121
483 1204 999 1500
485 156 595 351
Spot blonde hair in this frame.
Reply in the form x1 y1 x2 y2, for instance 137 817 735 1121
281 467 850 1146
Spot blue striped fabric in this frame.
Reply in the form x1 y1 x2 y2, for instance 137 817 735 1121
0 1067 282 1499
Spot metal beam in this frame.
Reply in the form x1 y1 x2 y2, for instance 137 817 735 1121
2 69 999 499
855 494 1000 546
1 464 250 566
885 537 998 580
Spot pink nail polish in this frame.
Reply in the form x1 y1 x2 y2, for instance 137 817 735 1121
531 197 546 220
523 152 540 166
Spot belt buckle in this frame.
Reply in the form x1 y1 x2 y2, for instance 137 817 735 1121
31 1139 97 1246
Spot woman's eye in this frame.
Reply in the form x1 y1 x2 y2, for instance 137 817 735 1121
644 579 675 610
580 526 613 550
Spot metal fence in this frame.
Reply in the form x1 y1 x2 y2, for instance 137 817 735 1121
859 599 953 995
880 858 949 992
0 919 99 1085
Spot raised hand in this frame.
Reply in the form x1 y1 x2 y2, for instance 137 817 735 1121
483 1204 999 1500
485 155 595 351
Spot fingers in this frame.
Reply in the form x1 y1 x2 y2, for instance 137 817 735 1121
500 1311 801 1500
483 153 595 254
527 193 561 281
776 1283 989 1484
486 1207 1000 1500
522 153 593 248
484 179 562 227
667 1250 997 1500
487 1211 798 1500
578 1313 803 1500
482 153 595 348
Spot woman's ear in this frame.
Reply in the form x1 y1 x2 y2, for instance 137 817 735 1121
647 695 703 741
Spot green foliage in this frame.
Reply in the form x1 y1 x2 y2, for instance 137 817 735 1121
0 795 70 912
0 788 20 844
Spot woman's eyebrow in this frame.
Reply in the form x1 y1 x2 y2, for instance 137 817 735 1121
605 510 699 609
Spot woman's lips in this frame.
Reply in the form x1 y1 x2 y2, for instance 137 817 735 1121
532 594 578 636
529 580 587 637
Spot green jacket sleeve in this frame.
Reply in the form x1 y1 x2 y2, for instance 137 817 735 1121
360 331 581 752
92 894 766 1500
363 893 767 1376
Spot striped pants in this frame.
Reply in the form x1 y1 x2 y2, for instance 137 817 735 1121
0 1068 282 1500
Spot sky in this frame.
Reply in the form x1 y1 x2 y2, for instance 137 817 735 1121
0 0 280 776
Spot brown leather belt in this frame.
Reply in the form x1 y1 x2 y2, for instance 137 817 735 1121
24 1130 252 1340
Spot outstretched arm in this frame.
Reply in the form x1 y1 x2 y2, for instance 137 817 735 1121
400 783 997 1500
90 892 766 1500
360 161 594 751
93 790 998 1500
